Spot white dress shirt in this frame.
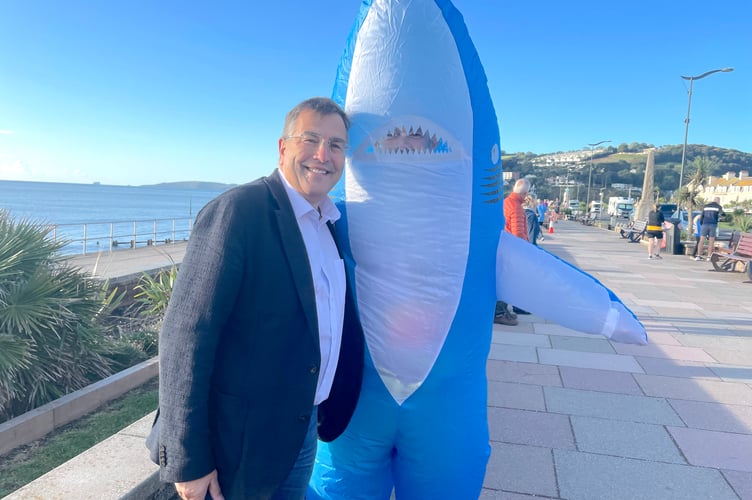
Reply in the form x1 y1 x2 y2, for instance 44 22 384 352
280 172 346 405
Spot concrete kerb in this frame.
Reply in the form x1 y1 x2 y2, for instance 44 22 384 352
4 410 164 500
0 357 158 457
120 470 175 500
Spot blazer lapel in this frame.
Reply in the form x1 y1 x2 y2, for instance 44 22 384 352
265 171 319 343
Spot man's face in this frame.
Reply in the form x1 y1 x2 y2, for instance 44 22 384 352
279 109 348 207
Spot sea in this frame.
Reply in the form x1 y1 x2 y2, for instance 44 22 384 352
1 180 230 255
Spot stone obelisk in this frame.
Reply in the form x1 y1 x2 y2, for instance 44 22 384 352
635 149 656 221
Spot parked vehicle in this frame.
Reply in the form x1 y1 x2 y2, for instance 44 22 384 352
671 210 702 231
657 203 677 221
589 201 602 215
567 200 582 218
607 197 635 219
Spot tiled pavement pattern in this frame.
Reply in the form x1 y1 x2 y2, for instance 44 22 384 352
481 221 752 500
64 222 752 499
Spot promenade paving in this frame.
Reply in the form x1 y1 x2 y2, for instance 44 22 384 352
65 241 188 284
482 220 751 500
29 221 750 499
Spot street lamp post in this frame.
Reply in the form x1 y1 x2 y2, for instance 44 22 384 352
586 140 611 209
677 67 734 199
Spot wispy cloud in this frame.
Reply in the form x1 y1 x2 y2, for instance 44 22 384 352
0 130 13 135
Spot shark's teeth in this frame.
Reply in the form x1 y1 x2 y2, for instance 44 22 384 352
370 122 450 154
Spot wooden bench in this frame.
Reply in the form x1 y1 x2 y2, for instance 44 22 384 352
619 219 647 242
710 232 752 273
713 231 740 254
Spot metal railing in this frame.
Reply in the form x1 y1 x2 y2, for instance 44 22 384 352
47 217 195 256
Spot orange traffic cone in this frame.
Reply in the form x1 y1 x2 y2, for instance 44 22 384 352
548 222 554 234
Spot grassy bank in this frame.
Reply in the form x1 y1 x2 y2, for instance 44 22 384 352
0 378 158 497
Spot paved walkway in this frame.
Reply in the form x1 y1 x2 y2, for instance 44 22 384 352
65 241 188 284
49 223 751 499
482 221 751 500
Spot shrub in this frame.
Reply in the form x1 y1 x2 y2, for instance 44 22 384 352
0 210 122 421
733 214 752 233
133 264 177 320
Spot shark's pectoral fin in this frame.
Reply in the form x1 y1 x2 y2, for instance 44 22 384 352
496 232 647 345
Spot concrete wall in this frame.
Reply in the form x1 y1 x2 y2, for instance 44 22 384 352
0 357 158 457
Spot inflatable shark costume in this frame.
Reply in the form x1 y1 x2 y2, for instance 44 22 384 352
310 0 647 498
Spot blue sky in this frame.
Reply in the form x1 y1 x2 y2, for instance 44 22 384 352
1 0 750 186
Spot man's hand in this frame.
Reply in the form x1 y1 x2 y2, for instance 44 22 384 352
175 469 224 500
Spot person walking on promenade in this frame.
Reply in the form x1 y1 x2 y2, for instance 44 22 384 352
646 203 667 259
695 197 725 261
146 97 364 500
494 178 531 324
536 198 548 240
690 212 702 259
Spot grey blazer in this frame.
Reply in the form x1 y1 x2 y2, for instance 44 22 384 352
146 170 364 499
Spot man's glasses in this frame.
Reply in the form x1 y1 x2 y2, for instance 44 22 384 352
285 131 349 156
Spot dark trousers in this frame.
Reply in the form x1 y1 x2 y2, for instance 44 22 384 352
692 235 700 256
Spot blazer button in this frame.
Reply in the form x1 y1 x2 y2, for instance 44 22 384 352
309 365 318 374
299 414 309 422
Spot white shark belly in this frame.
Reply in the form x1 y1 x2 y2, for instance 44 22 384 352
346 159 470 403
340 0 477 403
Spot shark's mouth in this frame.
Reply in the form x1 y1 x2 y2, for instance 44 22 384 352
355 116 462 163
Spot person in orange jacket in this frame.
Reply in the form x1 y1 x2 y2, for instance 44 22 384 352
494 177 531 324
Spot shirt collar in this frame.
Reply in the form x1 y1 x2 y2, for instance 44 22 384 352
278 169 341 224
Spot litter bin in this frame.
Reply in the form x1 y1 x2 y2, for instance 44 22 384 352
664 224 683 255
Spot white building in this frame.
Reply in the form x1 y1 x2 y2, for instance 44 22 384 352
696 171 752 207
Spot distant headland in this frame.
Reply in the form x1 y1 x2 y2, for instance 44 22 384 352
140 181 237 191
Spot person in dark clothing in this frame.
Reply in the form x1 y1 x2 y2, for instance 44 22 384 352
523 195 540 246
646 203 666 259
695 197 725 261
146 97 365 500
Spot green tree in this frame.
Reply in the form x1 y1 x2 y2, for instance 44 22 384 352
678 156 718 209
0 210 120 421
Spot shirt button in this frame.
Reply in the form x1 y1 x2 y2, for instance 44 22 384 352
309 365 318 374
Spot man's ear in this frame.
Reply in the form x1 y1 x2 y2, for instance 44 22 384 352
278 137 287 165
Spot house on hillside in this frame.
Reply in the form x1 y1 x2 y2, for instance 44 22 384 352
531 151 589 168
692 171 752 207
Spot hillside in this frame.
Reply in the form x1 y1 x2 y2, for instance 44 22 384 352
503 143 752 202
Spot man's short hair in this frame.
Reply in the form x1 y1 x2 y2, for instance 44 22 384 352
513 178 530 195
282 97 350 137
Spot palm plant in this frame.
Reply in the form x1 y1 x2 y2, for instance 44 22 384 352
108 263 179 359
0 210 118 421
684 157 713 201
133 263 177 320
678 156 718 224
733 214 752 233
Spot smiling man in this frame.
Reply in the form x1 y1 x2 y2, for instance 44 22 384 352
279 105 349 204
147 97 364 500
